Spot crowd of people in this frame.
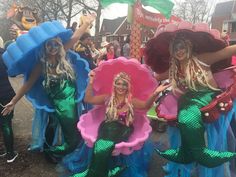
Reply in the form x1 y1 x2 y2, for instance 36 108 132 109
0 9 236 177
72 32 131 68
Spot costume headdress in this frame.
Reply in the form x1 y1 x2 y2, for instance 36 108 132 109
144 21 231 74
114 72 131 85
3 20 72 76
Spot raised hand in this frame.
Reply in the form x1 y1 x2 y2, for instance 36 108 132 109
83 13 97 26
154 82 171 96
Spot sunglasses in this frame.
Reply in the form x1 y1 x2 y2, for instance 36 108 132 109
174 42 186 51
46 40 60 49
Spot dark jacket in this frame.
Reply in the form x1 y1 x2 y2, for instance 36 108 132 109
0 48 15 103
74 42 96 70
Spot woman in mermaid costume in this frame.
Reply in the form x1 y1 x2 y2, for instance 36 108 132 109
155 36 236 166
2 14 96 162
145 21 236 173
72 71 170 177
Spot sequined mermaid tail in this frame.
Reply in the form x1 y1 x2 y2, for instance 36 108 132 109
44 80 80 159
71 165 126 177
0 110 14 154
45 114 79 157
72 139 126 177
72 121 133 177
156 90 236 168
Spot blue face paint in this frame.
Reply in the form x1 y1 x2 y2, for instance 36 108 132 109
45 39 62 55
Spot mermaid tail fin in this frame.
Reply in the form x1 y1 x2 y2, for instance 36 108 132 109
71 166 127 177
155 148 193 164
193 148 236 168
108 166 127 177
156 147 236 168
71 169 88 177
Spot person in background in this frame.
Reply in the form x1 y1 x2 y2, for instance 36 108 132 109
221 30 230 45
122 35 130 58
74 32 96 70
89 41 100 65
69 22 78 33
0 43 18 163
100 44 117 61
95 41 109 65
112 40 121 57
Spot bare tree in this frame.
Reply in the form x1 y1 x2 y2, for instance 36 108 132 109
23 0 84 28
0 0 103 40
173 0 213 23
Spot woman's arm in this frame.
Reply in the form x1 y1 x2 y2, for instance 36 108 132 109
1 63 42 116
84 70 108 105
64 13 96 51
132 82 171 110
197 45 236 65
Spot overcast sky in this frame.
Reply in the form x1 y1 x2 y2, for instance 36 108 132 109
74 0 234 34
101 0 233 19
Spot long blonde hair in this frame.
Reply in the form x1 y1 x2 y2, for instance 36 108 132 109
41 38 75 81
169 37 219 93
105 72 134 125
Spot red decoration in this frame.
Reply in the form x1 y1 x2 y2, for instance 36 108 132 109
134 2 181 28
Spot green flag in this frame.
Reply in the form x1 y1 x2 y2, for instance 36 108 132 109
141 0 174 19
100 0 135 8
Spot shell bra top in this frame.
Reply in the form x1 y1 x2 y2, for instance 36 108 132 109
177 57 218 92
43 73 67 92
105 97 132 126
117 111 128 124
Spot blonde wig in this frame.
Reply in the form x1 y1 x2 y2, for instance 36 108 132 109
41 38 75 83
169 37 219 93
105 72 134 125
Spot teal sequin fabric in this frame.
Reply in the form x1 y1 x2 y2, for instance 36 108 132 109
44 77 79 158
156 90 236 168
72 121 133 177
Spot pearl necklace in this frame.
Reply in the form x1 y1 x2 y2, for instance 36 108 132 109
48 63 57 69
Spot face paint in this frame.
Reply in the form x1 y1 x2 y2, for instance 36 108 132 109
173 40 187 61
45 39 60 55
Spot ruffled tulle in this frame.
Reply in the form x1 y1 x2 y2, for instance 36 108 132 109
159 100 236 177
59 140 154 177
29 109 49 151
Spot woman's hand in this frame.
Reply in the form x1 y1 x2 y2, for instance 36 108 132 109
1 101 15 116
153 82 171 96
83 13 97 26
132 82 171 110
88 70 95 84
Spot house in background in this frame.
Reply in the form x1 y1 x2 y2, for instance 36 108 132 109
97 16 130 48
94 16 154 49
211 0 236 44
